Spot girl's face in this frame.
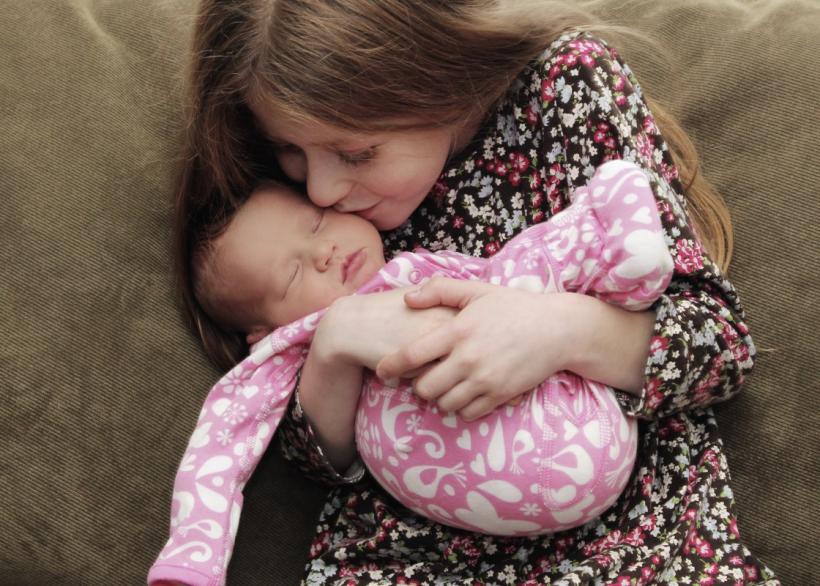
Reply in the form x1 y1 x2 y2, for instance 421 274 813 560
248 98 477 230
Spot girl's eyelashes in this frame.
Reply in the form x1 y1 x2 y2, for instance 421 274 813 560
337 146 378 166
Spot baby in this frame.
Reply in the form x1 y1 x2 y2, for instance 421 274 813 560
149 161 673 585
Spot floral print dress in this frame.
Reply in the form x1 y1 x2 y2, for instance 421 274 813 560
278 32 779 585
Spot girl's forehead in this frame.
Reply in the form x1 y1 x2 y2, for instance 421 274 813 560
247 91 427 146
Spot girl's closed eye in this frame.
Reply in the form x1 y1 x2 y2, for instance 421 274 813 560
337 146 378 166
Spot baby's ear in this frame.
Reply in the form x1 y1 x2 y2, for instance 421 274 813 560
246 328 271 346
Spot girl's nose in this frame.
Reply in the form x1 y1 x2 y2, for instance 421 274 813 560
306 154 352 208
311 239 336 271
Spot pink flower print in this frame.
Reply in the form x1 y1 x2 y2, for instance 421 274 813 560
612 74 626 92
523 105 540 126
641 566 655 583
613 575 632 586
580 53 595 67
649 335 669 356
729 555 744 566
683 507 699 522
432 179 448 204
660 161 680 184
452 216 465 229
593 129 608 144
508 170 521 186
541 79 556 102
562 51 579 67
695 538 714 558
636 132 654 161
699 578 715 586
729 518 740 538
508 152 530 172
645 378 665 413
640 473 654 497
744 564 759 581
532 210 545 223
675 239 705 273
548 63 562 80
640 514 657 532
484 241 500 255
494 160 508 177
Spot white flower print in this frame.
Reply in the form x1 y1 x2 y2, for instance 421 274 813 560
216 429 234 446
222 402 248 425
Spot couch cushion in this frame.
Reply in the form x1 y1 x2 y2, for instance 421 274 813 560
0 2 323 584
1 0 816 584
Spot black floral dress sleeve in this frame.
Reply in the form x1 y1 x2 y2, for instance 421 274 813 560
277 388 366 485
518 34 755 419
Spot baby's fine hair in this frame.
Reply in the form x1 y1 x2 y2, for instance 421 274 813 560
182 179 289 370
175 0 734 370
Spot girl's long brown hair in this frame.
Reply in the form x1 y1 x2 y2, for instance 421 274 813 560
176 0 733 370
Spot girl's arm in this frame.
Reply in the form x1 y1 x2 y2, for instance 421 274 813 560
380 34 754 420
548 35 755 418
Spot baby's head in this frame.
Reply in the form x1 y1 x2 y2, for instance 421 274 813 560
192 182 385 358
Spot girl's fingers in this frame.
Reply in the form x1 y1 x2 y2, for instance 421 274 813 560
412 357 469 403
404 277 491 310
458 395 501 422
376 325 455 380
435 380 482 414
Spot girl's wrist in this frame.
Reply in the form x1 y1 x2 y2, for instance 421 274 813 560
546 292 594 373
554 293 654 394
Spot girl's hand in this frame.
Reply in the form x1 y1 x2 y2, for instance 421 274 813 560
375 278 578 421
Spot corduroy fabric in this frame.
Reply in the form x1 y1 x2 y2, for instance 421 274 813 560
0 0 816 584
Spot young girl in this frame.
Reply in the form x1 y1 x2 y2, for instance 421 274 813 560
167 0 777 583
149 162 673 585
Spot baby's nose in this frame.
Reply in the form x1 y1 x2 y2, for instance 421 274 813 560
312 240 336 271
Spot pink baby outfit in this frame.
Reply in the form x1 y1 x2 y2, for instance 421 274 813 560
148 161 673 586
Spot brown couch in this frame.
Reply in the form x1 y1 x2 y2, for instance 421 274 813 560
2 0 817 584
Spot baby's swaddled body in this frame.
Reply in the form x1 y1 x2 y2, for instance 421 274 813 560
355 160 673 535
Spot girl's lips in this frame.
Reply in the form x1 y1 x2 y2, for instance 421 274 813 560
342 248 367 284
356 202 379 221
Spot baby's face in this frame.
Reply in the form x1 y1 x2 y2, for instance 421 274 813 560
215 185 386 338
